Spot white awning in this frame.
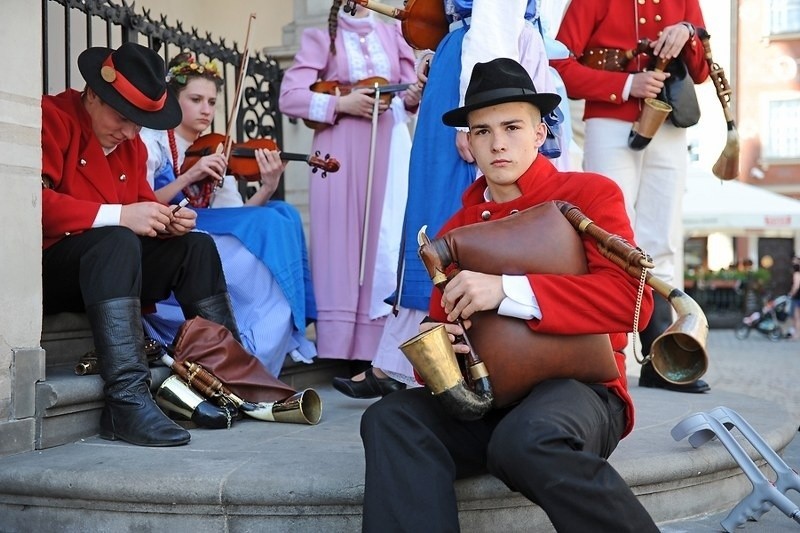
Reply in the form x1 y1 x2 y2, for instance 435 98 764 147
682 167 800 234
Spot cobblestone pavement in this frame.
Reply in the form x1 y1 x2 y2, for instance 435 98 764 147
656 329 800 532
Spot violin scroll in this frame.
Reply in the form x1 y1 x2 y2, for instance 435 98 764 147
309 152 341 178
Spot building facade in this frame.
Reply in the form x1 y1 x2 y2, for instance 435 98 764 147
735 0 800 293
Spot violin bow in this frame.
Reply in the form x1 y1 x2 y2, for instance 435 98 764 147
359 81 382 286
223 13 257 161
198 13 255 204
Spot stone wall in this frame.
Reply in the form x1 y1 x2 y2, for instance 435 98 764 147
0 0 46 457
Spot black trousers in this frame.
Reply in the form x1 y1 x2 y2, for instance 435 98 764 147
42 227 226 313
361 379 659 533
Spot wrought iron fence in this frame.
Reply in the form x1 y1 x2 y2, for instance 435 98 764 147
42 0 284 196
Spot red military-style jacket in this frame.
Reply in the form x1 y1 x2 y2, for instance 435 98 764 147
551 0 710 124
428 156 654 437
41 89 158 249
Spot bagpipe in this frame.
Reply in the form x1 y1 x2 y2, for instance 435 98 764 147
628 51 702 150
155 317 322 428
628 30 739 176
581 31 739 179
400 201 709 421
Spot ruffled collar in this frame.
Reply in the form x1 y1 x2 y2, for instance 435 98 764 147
337 10 376 35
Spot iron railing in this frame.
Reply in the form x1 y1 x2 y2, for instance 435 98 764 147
42 0 284 195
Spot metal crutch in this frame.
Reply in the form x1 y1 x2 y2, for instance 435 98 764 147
671 411 800 531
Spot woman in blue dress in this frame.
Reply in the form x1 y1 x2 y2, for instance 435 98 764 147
140 53 317 377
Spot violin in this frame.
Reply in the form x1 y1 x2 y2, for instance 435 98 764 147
181 132 341 181
304 76 412 130
344 0 448 51
179 13 337 208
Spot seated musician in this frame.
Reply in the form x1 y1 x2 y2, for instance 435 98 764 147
41 42 241 447
360 58 659 532
139 53 317 378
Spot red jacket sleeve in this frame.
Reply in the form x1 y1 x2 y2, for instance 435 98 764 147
41 97 103 244
526 176 654 337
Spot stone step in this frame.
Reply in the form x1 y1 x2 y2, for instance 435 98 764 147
35 365 170 449
41 312 94 369
1 386 796 531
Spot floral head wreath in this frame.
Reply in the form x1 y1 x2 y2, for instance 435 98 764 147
166 55 222 85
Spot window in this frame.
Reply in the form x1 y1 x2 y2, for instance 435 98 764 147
762 94 800 160
768 0 800 35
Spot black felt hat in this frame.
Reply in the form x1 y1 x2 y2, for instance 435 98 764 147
442 58 561 127
78 42 182 130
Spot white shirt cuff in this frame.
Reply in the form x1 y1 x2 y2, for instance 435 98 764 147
498 274 541 320
622 74 634 102
93 204 122 227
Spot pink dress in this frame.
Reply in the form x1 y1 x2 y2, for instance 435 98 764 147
279 12 416 360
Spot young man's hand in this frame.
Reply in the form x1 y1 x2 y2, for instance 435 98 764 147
441 270 504 322
164 206 197 235
120 202 174 237
120 202 196 237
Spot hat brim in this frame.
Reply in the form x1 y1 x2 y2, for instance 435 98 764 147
442 93 562 128
78 47 182 130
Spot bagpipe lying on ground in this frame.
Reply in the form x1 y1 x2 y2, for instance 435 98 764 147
157 317 322 429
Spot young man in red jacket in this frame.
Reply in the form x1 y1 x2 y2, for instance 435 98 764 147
41 42 241 447
360 58 658 532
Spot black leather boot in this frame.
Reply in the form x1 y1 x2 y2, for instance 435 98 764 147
86 297 191 446
181 293 242 344
638 297 710 393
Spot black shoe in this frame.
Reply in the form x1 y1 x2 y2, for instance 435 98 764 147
639 363 710 394
332 368 406 399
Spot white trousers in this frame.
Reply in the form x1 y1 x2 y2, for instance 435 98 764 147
583 118 688 286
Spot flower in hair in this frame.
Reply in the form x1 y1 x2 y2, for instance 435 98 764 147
166 55 222 85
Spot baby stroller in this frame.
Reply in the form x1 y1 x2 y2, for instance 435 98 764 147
734 295 791 341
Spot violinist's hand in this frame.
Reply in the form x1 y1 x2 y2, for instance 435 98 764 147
416 52 433 81
245 148 287 206
335 87 389 119
630 70 669 100
120 202 176 237
455 131 475 163
651 22 692 60
419 320 472 355
403 80 424 110
441 270 504 322
181 153 227 186
164 205 197 236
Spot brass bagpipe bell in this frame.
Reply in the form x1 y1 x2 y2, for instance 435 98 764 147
628 57 673 151
628 98 673 150
399 324 492 421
